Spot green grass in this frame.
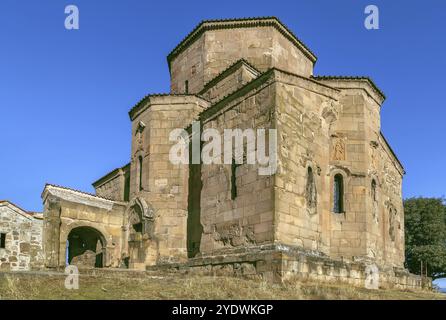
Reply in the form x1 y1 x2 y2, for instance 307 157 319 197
0 272 444 300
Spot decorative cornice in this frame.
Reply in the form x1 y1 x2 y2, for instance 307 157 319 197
199 67 343 122
273 68 341 94
167 17 317 70
311 75 386 102
128 93 210 121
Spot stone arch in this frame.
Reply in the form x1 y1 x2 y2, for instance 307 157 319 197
123 197 156 268
62 220 111 246
64 223 108 268
126 197 155 230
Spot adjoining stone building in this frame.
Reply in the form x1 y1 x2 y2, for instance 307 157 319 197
0 201 43 271
12 17 421 288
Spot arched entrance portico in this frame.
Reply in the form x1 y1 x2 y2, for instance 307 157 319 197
66 226 106 268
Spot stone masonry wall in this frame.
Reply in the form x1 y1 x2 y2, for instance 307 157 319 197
94 165 130 202
0 203 43 271
128 95 210 267
150 244 425 290
203 27 314 85
198 74 276 255
328 92 370 259
311 79 405 268
170 23 314 95
274 70 340 257
200 61 260 104
42 185 126 269
95 173 125 201
170 35 206 94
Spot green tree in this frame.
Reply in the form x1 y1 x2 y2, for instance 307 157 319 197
404 197 446 279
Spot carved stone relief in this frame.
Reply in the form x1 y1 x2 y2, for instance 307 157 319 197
212 222 256 247
126 197 155 241
333 138 346 161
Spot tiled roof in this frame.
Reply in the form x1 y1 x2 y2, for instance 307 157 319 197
42 183 121 203
311 75 386 100
167 17 317 70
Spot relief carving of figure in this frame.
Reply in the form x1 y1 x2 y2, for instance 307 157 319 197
387 203 397 242
333 139 346 161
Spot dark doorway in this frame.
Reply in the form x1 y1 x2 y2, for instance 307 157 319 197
67 226 105 268
187 138 203 258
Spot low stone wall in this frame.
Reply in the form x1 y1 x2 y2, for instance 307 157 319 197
147 244 429 290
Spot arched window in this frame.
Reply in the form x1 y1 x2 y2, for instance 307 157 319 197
138 156 143 191
371 179 377 202
333 174 344 213
306 167 317 209
231 158 238 200
0 233 6 249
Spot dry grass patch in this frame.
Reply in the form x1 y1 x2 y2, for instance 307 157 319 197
0 273 444 300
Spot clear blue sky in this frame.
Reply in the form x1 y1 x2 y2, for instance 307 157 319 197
1 0 445 212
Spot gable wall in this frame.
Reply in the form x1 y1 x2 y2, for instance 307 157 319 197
0 204 43 271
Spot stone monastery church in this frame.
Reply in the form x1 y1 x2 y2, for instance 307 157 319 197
0 17 423 288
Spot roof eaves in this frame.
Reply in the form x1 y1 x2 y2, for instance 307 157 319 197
311 75 386 101
128 93 210 121
42 183 121 203
166 17 317 71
